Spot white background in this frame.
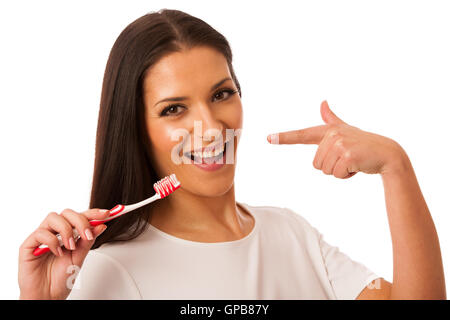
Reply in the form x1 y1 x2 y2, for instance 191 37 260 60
1 0 449 299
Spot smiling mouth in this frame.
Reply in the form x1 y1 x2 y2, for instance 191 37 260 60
183 140 230 163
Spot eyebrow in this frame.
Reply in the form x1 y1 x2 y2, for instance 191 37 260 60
153 77 232 108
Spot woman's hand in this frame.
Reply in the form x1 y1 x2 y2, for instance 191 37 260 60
267 100 408 178
18 208 110 300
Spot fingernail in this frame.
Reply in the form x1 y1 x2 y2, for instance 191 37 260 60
98 225 107 236
57 247 63 257
69 237 76 250
85 228 94 240
99 209 109 213
268 133 279 144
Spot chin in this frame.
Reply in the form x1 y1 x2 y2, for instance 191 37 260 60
177 164 236 198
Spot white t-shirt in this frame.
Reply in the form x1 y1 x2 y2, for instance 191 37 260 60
67 202 379 300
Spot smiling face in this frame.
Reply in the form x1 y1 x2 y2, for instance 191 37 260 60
143 46 243 197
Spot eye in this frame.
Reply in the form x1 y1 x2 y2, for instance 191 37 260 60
212 88 238 102
159 88 238 117
160 104 185 117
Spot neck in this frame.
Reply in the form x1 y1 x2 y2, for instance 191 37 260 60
148 184 250 238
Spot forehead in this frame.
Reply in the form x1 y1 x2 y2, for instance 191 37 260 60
143 46 230 95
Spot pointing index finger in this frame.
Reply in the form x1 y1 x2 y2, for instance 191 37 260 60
268 125 327 145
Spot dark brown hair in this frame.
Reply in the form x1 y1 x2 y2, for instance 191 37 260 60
90 9 242 249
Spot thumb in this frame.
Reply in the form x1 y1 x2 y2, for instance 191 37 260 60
71 224 107 267
320 100 346 125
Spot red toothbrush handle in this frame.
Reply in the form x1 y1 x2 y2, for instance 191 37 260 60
33 247 51 256
32 204 124 256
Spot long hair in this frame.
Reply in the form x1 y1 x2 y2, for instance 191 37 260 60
90 9 242 249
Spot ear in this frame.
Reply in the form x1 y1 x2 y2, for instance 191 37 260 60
320 100 346 125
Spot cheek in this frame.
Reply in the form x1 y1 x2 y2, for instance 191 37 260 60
225 102 243 129
147 122 180 156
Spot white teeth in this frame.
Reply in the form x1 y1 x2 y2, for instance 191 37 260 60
189 143 225 159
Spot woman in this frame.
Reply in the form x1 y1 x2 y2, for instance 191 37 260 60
18 9 446 300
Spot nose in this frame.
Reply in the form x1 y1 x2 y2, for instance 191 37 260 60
190 103 224 146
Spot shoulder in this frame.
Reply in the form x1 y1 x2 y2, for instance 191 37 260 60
239 202 316 227
239 202 320 240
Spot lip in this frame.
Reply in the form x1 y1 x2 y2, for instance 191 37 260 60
182 143 229 172
192 148 226 171
184 138 231 156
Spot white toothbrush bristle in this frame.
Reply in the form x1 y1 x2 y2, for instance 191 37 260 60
153 174 181 198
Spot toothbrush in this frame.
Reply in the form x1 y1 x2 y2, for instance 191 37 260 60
32 174 181 256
